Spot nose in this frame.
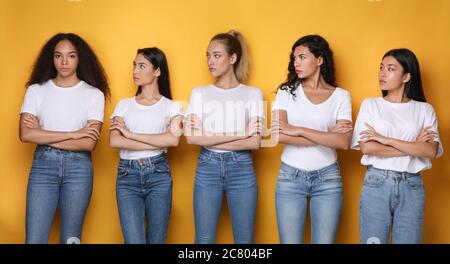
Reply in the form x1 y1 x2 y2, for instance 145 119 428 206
62 56 68 65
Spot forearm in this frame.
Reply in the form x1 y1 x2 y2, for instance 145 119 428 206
129 132 180 148
277 133 317 146
299 127 351 149
20 128 73 145
211 136 261 151
110 134 160 151
185 128 248 146
49 138 97 152
386 139 438 158
360 141 407 157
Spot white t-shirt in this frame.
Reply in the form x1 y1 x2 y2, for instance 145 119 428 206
111 96 183 159
20 80 105 131
272 84 352 171
185 84 265 152
351 97 444 173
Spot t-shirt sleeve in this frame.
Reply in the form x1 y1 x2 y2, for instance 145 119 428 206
185 89 203 119
337 90 352 122
169 101 184 119
424 104 444 157
20 86 39 116
87 92 105 122
110 99 127 120
351 99 371 150
272 88 289 111
248 89 265 119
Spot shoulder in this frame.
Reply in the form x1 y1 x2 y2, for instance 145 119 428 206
190 85 209 95
81 82 104 97
115 97 133 108
26 81 51 94
240 84 263 96
413 100 436 114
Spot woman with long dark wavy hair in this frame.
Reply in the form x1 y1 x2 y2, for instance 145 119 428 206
109 48 183 244
352 48 443 244
271 35 353 244
19 33 109 244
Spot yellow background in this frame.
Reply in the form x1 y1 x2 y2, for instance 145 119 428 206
1 0 449 243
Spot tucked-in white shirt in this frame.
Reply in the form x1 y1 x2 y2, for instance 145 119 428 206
272 84 352 171
111 96 183 160
186 84 265 152
20 80 105 131
351 97 443 173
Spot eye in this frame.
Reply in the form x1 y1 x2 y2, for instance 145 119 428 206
140 65 145 69
54 54 61 59
214 54 221 59
70 54 77 59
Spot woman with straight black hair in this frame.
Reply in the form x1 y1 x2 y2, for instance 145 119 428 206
271 35 353 244
19 33 109 243
109 47 183 244
352 48 443 244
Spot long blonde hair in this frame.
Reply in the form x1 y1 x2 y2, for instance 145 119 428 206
211 30 249 83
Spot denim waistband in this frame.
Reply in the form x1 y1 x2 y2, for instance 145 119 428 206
35 144 91 157
367 165 420 179
119 153 167 167
281 161 340 176
200 147 251 161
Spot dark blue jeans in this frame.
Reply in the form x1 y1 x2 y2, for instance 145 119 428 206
194 148 258 244
26 145 93 244
116 154 172 244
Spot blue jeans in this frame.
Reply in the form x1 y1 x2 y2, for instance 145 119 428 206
275 162 343 244
194 148 258 244
25 145 93 244
360 166 425 244
116 154 172 244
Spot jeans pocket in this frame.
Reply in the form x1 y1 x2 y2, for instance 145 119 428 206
234 152 253 166
117 165 128 179
154 160 171 174
277 163 296 181
320 173 342 183
363 172 385 188
197 154 210 164
405 175 424 190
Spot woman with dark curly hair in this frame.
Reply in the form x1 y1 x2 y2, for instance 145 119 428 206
271 35 352 244
19 33 109 244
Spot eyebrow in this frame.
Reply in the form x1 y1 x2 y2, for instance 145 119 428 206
133 62 147 65
54 51 77 54
380 63 397 67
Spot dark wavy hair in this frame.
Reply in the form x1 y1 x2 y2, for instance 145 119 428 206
382 48 426 102
26 33 110 98
135 47 172 99
278 35 336 97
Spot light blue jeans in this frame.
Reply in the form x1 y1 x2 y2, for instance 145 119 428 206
26 145 93 244
194 148 258 244
275 161 343 244
360 166 425 244
116 153 172 244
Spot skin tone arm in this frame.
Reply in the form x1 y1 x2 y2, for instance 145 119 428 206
20 113 101 152
209 117 263 150
109 117 161 151
184 114 250 146
360 123 439 159
110 115 183 148
271 110 352 149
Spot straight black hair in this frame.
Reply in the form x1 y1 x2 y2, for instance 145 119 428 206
135 47 172 99
26 33 110 98
382 48 426 102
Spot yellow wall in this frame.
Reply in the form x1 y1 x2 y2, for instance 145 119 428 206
1 0 449 243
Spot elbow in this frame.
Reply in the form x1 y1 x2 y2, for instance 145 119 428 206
185 136 194 145
249 136 262 150
19 132 32 143
169 136 180 147
339 142 350 150
109 137 121 149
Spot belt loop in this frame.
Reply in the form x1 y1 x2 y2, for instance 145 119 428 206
208 150 212 160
